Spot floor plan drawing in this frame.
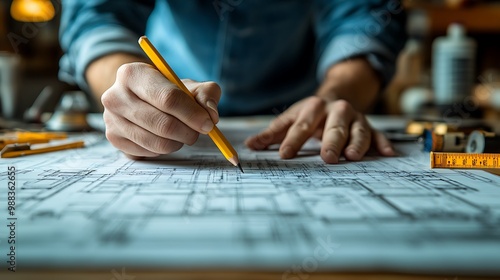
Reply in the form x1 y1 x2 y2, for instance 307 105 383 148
1 117 499 275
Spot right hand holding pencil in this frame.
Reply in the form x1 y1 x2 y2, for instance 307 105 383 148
101 62 221 159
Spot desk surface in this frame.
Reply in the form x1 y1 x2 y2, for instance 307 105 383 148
1 116 499 278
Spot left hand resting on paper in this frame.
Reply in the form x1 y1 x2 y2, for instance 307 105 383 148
245 57 396 164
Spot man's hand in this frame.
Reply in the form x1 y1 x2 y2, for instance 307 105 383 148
245 57 395 163
245 97 395 163
101 62 221 159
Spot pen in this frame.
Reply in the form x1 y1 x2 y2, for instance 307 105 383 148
138 36 243 172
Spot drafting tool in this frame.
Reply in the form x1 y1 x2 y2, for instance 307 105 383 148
430 151 500 169
406 120 491 136
14 131 67 139
0 140 84 158
466 130 500 153
138 36 243 172
423 130 466 152
0 131 67 149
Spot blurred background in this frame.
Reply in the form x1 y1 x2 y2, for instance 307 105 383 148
0 0 500 125
0 0 63 122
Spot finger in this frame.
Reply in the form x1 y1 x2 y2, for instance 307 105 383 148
117 63 214 134
184 80 222 124
373 130 396 156
320 100 355 164
344 114 371 161
104 111 184 155
118 92 199 146
110 136 160 158
279 97 326 159
313 118 326 140
245 112 294 150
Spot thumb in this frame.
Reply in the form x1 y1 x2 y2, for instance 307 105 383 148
183 80 221 124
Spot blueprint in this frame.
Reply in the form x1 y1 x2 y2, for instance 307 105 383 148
1 116 500 275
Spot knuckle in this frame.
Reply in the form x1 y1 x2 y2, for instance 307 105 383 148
101 89 119 109
150 139 172 154
105 130 120 145
258 131 273 143
130 108 143 123
128 128 144 147
353 125 369 136
202 82 222 95
269 115 291 132
308 96 326 108
333 99 353 113
157 87 181 111
116 63 137 80
326 125 348 139
100 91 111 108
156 115 177 137
294 121 312 134
151 138 182 154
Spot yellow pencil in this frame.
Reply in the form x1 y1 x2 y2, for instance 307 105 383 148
0 141 85 158
138 36 243 172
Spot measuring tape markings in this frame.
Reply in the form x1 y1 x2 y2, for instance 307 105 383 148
430 152 500 169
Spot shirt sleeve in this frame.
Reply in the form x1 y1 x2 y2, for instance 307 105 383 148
58 0 155 96
313 0 407 88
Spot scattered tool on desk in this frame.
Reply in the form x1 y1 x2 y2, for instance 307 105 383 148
422 129 500 153
1 140 85 158
45 91 92 132
418 122 500 170
466 130 500 153
0 131 67 149
423 130 467 152
406 120 492 136
430 152 500 169
138 35 244 172
0 131 84 158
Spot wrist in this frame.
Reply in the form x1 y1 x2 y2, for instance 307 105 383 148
316 57 381 112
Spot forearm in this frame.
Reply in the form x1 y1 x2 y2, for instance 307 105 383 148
315 57 381 113
86 53 148 111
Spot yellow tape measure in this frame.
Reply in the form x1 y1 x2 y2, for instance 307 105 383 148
430 152 500 169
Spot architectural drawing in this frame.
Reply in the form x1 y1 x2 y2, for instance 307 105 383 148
1 118 499 274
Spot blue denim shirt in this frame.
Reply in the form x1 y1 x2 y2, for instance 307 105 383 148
59 0 406 115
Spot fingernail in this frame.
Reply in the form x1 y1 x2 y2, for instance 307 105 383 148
201 119 214 133
282 146 293 159
206 100 219 116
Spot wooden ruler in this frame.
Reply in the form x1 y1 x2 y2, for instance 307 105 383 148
430 152 500 169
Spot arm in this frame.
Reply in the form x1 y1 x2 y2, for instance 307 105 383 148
59 0 156 110
59 0 222 159
316 57 381 112
246 0 406 163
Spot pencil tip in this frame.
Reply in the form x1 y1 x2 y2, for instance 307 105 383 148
237 163 244 173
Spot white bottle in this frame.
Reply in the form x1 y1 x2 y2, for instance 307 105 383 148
432 23 476 106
